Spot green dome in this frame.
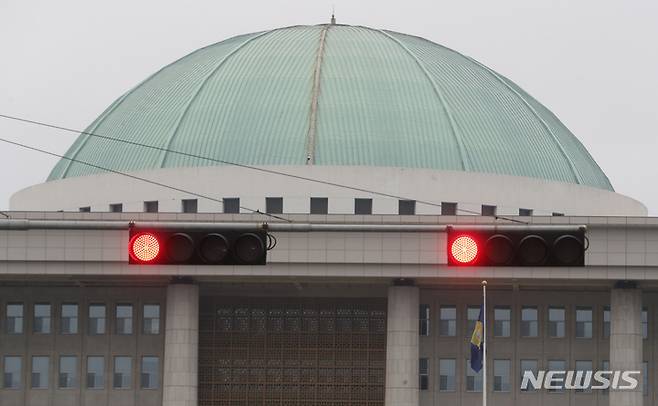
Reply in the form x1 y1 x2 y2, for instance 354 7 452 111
48 24 613 190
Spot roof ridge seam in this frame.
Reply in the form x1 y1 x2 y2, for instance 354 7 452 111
373 28 470 171
304 25 330 165
464 56 584 185
156 29 278 168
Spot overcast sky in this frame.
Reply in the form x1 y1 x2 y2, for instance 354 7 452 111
1 0 656 214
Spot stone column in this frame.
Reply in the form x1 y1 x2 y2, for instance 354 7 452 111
162 282 199 406
385 281 420 406
610 283 643 406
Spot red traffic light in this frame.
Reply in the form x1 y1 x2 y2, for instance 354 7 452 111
449 235 479 265
129 232 161 263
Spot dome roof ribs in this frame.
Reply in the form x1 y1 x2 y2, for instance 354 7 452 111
304 24 331 165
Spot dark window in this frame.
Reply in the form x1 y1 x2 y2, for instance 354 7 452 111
266 197 283 214
576 307 593 338
3 356 21 389
310 197 328 214
482 205 497 216
642 308 648 339
494 307 511 337
466 359 483 392
87 356 104 389
116 304 133 335
441 202 457 215
548 307 565 338
141 357 159 389
61 304 78 334
143 304 160 334
419 304 430 336
31 356 49 389
144 201 158 213
603 306 610 338
34 304 51 334
6 303 23 334
552 212 564 216
398 200 416 215
223 198 240 214
467 306 480 336
79 206 91 212
181 199 198 213
493 359 511 392
439 359 456 391
419 358 429 390
58 356 77 388
113 357 131 389
89 304 106 335
519 208 533 216
521 306 538 337
354 198 372 215
439 306 456 336
109 203 123 213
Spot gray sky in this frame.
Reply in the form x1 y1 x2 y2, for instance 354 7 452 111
1 0 656 214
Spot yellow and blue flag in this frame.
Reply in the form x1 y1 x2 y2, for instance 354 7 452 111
470 305 484 372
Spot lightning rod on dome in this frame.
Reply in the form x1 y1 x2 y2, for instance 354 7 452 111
330 5 336 24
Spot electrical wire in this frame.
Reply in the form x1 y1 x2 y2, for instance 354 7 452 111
0 113 528 224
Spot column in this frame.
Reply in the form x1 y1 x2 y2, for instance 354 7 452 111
162 282 199 406
385 281 420 406
610 283 643 406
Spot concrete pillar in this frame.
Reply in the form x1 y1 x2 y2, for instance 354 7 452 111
162 283 199 406
385 283 420 406
610 285 643 406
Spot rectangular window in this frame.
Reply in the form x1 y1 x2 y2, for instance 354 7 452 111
58 356 77 388
398 200 416 215
493 359 511 392
575 360 592 392
143 304 160 334
3 356 21 389
494 307 511 337
141 357 159 389
547 360 565 392
548 307 565 338
265 197 283 214
6 303 23 334
79 206 91 212
519 208 533 216
521 306 538 337
89 304 106 335
419 358 429 390
439 359 456 391
31 356 49 389
481 205 497 216
467 306 480 336
576 307 592 338
419 304 430 336
441 202 457 215
466 359 483 392
552 212 564 216
520 359 538 392
116 304 133 335
439 306 456 336
87 356 104 389
601 360 609 395
181 199 198 213
113 356 132 389
642 308 648 339
223 198 240 214
643 361 648 396
354 198 372 215
310 197 328 214
34 303 51 334
61 303 78 334
109 203 123 212
603 306 610 338
143 201 158 213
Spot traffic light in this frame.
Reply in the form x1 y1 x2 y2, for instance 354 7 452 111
446 226 586 267
128 228 269 265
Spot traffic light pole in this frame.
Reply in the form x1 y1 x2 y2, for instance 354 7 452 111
482 280 487 406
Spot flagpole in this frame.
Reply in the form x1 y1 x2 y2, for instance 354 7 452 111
482 280 487 406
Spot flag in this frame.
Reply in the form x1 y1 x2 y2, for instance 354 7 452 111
470 305 484 372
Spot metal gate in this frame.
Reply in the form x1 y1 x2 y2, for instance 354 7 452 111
199 297 387 406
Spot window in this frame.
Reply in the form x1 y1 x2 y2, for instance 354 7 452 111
3 356 21 389
34 303 51 334
59 356 77 388
494 307 511 337
439 359 456 391
116 304 133 335
467 306 480 336
643 361 648 396
419 304 430 336
223 198 240 214
141 357 159 389
89 304 106 335
574 360 592 392
87 356 104 389
520 359 538 392
109 203 123 213
493 359 511 392
642 308 648 339
6 303 23 334
310 197 328 214
466 359 483 392
601 360 609 395
419 358 429 390
143 304 160 334
398 200 416 215
603 306 610 338
576 307 592 338
181 199 198 213
439 306 456 336
79 206 91 212
547 360 565 392
521 306 538 337
61 304 78 334
519 208 533 216
441 202 457 215
548 307 565 338
265 197 283 214
552 212 564 216
144 201 158 213
113 357 132 389
481 205 496 216
31 356 49 389
354 198 372 215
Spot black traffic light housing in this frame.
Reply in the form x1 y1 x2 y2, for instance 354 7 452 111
447 226 586 267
